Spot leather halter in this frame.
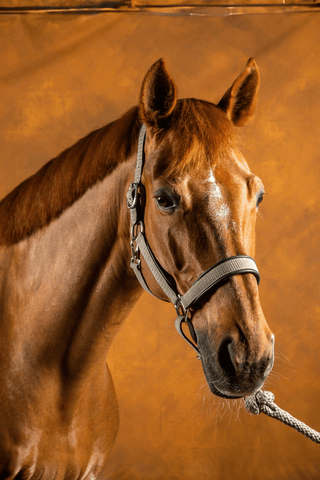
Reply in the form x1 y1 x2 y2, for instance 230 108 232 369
127 124 260 361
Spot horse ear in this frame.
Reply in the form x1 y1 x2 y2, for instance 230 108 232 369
139 58 177 128
217 58 260 127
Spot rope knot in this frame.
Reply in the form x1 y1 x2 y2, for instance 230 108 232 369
244 390 275 415
244 389 320 444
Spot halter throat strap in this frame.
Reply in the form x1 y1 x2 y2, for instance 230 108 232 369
127 125 260 359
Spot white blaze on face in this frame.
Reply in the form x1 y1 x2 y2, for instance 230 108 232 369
207 170 222 201
218 204 230 219
207 169 230 226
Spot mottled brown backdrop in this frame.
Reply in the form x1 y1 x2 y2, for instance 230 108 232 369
0 9 319 480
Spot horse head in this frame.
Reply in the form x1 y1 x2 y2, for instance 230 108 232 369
136 58 274 399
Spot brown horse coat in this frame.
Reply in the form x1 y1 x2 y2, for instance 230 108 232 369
0 58 273 479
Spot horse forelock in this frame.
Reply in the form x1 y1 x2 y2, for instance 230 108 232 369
158 99 239 181
0 107 141 246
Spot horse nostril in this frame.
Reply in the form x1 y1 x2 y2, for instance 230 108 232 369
217 339 237 377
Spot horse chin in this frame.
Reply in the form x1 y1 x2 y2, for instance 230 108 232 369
202 367 244 399
207 382 243 400
206 378 265 399
200 355 265 400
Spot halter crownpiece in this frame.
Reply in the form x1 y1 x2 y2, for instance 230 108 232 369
127 124 260 359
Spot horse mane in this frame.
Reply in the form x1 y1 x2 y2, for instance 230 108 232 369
0 99 237 246
0 107 141 246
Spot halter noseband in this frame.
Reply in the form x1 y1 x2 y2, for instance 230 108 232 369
127 124 260 360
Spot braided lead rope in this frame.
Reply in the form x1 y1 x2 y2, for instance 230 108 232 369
244 390 320 444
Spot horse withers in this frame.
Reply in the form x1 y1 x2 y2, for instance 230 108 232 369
0 58 274 478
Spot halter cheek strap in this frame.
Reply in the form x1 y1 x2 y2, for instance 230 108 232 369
127 125 260 359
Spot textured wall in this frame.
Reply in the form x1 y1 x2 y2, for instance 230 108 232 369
0 11 319 480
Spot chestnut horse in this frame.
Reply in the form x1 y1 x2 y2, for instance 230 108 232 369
0 58 274 479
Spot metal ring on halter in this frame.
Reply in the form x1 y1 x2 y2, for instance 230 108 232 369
174 294 186 316
127 183 140 209
174 296 200 357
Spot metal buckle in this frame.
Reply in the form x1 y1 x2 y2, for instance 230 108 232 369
131 257 141 268
175 295 188 318
127 183 139 209
130 241 140 263
130 221 145 267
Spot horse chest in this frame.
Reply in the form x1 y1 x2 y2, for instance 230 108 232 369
0 364 118 479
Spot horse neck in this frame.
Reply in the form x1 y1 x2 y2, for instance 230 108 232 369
3 156 142 380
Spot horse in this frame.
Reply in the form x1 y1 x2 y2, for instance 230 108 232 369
0 58 274 479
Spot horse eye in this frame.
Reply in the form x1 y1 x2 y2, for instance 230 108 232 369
257 193 264 207
156 196 174 209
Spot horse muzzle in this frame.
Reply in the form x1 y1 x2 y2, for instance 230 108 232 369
197 330 275 399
